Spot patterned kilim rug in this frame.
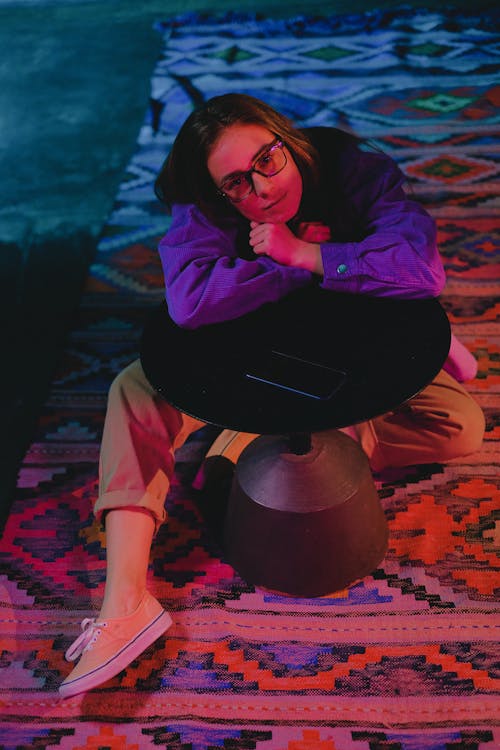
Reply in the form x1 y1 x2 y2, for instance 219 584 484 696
1 7 499 749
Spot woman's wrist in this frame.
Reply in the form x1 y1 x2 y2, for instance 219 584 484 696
295 241 324 276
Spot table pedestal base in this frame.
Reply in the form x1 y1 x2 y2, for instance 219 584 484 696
224 431 388 597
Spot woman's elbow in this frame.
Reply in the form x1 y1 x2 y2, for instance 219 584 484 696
427 267 446 297
169 308 204 330
401 266 445 299
165 293 203 330
413 245 446 298
172 315 200 330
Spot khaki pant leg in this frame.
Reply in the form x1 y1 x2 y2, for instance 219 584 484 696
95 359 206 531
191 429 260 490
355 369 485 472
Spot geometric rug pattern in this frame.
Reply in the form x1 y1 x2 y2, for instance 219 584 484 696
1 8 499 749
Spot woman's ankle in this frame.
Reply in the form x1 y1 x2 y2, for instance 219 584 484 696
98 585 146 620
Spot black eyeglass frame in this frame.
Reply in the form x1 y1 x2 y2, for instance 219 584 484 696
218 139 287 203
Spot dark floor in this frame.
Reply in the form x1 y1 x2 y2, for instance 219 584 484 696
0 0 496 529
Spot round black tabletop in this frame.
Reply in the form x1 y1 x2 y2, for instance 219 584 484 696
140 286 451 435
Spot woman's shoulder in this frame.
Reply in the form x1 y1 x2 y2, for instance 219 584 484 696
303 126 394 165
160 202 239 247
170 201 237 228
300 125 360 155
301 126 396 188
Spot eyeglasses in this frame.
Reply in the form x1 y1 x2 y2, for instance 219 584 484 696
219 139 287 203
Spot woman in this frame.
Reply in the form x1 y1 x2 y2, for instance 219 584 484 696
59 93 484 697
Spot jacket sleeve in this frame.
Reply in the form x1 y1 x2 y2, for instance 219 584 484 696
158 203 313 328
320 145 446 298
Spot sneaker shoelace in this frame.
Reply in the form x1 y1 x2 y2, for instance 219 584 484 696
65 618 107 662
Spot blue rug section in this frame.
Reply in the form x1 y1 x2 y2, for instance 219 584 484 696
95 7 499 266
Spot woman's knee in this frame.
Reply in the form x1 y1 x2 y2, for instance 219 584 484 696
417 370 486 461
108 359 154 405
445 394 485 460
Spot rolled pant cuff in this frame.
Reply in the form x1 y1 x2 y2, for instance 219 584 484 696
94 489 167 534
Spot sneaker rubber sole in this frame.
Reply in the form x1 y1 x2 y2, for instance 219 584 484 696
59 608 172 698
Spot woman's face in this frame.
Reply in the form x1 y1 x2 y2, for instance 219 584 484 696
207 123 303 224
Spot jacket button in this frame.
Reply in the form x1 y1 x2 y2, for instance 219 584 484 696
337 263 348 274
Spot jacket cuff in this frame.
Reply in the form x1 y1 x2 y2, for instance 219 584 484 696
320 242 359 292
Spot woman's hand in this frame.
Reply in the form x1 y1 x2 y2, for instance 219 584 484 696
249 221 325 275
296 221 332 243
249 221 304 265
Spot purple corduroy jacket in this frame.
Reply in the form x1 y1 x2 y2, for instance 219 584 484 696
158 128 476 381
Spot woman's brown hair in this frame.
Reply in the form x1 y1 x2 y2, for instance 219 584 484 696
154 93 320 222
